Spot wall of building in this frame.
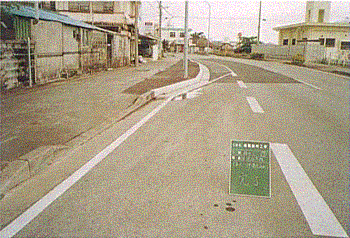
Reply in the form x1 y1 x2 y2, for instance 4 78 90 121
278 25 350 62
62 25 79 70
55 1 137 68
31 20 108 85
152 44 159 61
58 11 125 25
278 28 302 45
32 20 63 84
307 26 349 51
162 29 186 44
112 34 130 67
305 1 331 23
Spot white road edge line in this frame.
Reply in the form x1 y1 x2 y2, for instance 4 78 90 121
211 73 231 83
217 63 238 76
294 78 322 90
271 143 348 237
0 97 174 238
246 97 264 113
237 80 247 88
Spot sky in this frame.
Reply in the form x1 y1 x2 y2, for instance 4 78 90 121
139 0 350 44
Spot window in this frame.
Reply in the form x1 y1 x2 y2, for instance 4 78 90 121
282 39 288 45
318 9 325 23
319 38 325 45
180 32 185 38
93 2 114 14
68 2 90 13
40 1 56 11
325 38 335 47
307 10 311 22
340 41 350 50
170 32 175 38
292 39 296 45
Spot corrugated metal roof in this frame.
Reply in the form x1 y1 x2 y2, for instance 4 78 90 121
161 27 193 32
139 34 158 41
1 4 115 34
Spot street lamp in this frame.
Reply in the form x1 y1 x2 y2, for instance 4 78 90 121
204 1 211 50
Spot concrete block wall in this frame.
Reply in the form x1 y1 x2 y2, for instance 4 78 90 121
252 44 327 62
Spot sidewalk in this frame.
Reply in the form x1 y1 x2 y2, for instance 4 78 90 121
0 54 199 173
303 62 350 78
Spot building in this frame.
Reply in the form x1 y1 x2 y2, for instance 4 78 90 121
143 21 158 37
161 27 192 53
138 21 160 60
138 34 159 61
51 1 139 66
273 1 350 62
0 3 115 89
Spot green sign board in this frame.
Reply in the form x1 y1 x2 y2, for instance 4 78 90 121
229 140 271 197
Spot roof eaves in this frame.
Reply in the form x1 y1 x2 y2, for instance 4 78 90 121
1 4 116 34
273 22 350 31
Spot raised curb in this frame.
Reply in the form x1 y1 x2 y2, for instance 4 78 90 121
0 61 197 197
0 93 153 198
0 145 69 195
0 60 209 198
0 58 209 229
152 60 210 98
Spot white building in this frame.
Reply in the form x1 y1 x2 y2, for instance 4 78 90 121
273 1 350 62
161 27 193 52
143 21 158 37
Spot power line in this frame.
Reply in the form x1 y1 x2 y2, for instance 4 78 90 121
167 15 295 24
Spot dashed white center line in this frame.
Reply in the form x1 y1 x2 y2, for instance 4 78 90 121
271 143 347 237
237 80 247 88
246 97 264 113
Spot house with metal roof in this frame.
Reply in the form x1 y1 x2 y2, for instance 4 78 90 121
0 3 118 88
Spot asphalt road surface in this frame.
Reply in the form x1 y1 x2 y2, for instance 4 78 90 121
1 55 349 237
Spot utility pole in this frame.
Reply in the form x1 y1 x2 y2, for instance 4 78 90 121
183 0 189 78
158 1 162 59
90 2 94 25
27 37 33 87
35 1 39 20
257 0 262 44
135 1 139 66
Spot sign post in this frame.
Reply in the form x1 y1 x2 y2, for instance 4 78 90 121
229 140 271 197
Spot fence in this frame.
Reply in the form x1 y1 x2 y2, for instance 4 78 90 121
0 39 34 89
251 44 326 62
1 35 110 90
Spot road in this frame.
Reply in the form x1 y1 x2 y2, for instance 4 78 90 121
1 55 349 237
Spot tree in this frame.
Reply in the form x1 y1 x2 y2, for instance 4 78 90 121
197 37 208 48
190 32 205 46
235 36 258 54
